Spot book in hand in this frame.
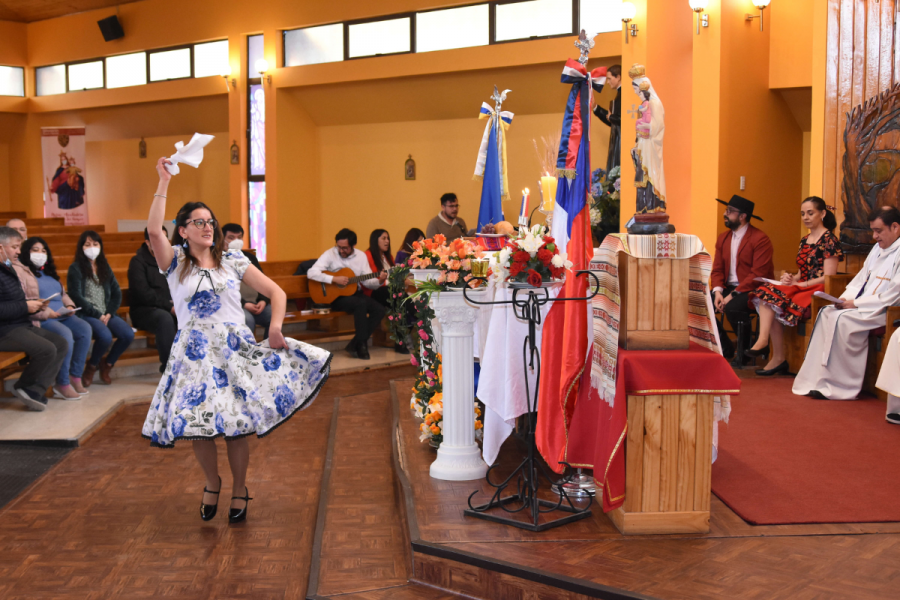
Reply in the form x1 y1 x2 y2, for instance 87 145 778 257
813 291 845 304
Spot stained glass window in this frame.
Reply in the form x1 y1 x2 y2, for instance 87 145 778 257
249 182 267 262
249 83 266 177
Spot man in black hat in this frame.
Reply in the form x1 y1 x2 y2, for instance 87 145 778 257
710 195 774 360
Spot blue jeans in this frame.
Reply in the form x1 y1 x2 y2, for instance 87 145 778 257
41 316 93 385
83 314 135 367
243 304 272 338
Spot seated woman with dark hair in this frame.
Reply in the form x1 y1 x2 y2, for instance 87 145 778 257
16 237 93 399
395 228 425 267
745 196 842 376
67 230 135 386
365 229 394 308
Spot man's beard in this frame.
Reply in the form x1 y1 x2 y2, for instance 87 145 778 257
724 218 741 231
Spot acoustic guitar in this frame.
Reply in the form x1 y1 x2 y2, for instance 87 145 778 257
309 267 397 304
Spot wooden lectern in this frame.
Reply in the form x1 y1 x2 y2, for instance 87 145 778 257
610 252 712 535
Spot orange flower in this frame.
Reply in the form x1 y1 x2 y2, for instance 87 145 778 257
430 425 440 434
434 234 446 245
475 421 483 430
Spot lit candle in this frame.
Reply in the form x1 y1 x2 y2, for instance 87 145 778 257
540 174 557 212
518 188 530 227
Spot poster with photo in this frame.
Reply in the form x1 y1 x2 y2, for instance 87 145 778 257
41 127 89 225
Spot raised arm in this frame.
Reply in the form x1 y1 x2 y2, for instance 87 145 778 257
149 157 175 273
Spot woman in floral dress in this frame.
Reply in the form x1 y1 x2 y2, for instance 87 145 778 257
142 157 332 523
745 197 842 376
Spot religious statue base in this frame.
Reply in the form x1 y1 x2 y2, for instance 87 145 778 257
627 212 675 235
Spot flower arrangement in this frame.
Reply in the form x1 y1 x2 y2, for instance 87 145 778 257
409 234 447 269
494 224 572 285
386 263 412 352
590 166 621 247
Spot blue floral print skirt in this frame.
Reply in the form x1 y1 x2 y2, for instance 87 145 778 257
142 322 332 447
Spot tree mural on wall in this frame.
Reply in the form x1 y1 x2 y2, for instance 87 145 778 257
841 83 900 250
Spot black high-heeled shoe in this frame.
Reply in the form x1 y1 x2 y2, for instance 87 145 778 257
744 346 770 359
228 487 253 524
200 476 221 521
755 360 789 377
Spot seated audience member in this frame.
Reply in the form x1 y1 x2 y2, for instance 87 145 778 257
794 206 900 400
746 197 842 376
365 229 394 307
128 227 178 373
17 237 92 399
309 229 386 360
6 218 26 240
0 227 66 411
395 228 425 266
425 193 467 242
221 223 271 338
710 195 774 360
67 230 134 386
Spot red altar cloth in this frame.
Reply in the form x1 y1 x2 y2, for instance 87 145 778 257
565 342 741 512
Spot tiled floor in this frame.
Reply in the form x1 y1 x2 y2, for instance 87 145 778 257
0 346 410 444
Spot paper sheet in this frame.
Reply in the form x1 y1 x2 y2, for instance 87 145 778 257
813 290 844 304
165 133 215 175
754 277 783 286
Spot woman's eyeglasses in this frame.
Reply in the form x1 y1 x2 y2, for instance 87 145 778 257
187 219 217 230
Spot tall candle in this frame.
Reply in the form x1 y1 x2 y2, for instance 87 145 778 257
540 175 557 211
518 188 530 227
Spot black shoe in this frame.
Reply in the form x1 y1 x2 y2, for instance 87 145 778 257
228 487 253 523
14 385 48 411
356 341 371 360
200 476 221 521
808 390 827 400
887 413 900 425
755 360 789 377
344 341 358 358
721 344 735 360
394 343 409 355
159 364 166 374
744 346 770 359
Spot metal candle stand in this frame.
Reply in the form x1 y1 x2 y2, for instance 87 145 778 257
461 271 600 532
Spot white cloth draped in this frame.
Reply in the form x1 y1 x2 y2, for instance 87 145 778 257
793 237 900 399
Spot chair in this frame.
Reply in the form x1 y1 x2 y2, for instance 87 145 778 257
717 307 759 368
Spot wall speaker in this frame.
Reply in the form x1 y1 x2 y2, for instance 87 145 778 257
97 15 124 42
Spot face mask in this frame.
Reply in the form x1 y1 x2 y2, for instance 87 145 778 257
30 253 47 268
84 247 100 261
228 240 243 250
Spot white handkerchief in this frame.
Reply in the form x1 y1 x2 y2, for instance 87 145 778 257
165 133 215 175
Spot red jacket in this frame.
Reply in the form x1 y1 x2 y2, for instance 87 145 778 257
710 224 774 294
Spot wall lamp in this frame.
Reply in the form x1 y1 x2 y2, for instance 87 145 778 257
745 0 771 32
255 58 271 84
689 0 709 35
221 65 236 92
621 2 638 44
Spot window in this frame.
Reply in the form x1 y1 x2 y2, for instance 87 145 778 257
284 24 344 67
348 17 412 58
247 36 266 261
249 83 266 177
0 66 24 97
494 0 574 42
416 4 490 53
149 47 192 81
579 0 624 34
248 34 265 75
248 182 267 261
36 65 66 96
106 52 147 88
68 61 104 91
194 40 229 78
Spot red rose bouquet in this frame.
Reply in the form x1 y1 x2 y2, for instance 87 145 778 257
495 224 572 285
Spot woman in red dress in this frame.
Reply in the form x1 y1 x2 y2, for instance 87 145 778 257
745 197 842 376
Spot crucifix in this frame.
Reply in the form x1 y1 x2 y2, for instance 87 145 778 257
627 103 640 119
872 274 892 294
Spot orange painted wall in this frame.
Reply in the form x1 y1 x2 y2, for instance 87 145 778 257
718 0 804 272
769 0 814 89
0 21 26 65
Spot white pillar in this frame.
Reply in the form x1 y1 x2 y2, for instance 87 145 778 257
429 290 488 481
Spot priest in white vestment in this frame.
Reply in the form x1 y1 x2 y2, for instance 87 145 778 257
875 333 900 424
793 207 900 400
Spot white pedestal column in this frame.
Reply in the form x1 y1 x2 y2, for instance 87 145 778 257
429 290 488 481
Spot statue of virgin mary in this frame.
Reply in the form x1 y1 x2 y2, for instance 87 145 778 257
628 64 667 215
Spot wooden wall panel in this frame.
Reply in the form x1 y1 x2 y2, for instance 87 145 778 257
824 0 899 221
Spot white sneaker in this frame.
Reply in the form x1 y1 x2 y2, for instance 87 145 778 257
53 386 82 401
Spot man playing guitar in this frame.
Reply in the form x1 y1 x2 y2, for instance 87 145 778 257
308 229 387 360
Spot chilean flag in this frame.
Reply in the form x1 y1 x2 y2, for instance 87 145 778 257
536 59 606 473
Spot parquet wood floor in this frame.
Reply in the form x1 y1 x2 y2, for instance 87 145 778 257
314 392 409 597
0 365 414 600
393 377 900 599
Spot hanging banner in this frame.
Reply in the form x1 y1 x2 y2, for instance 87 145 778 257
41 127 89 225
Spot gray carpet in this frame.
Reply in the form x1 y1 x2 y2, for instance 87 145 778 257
0 444 71 509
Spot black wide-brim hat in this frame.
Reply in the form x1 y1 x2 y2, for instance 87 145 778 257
716 195 763 221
